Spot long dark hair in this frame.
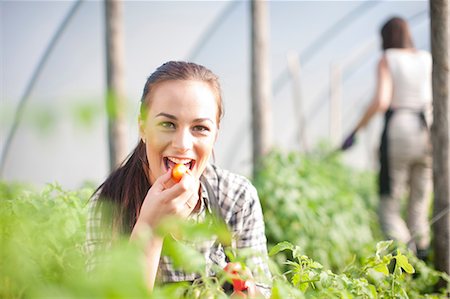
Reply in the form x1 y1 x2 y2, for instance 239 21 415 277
95 61 223 234
381 17 415 50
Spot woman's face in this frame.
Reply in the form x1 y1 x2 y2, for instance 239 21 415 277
139 80 219 185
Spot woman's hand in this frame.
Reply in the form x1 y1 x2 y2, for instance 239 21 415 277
136 170 200 232
130 170 199 292
341 131 357 151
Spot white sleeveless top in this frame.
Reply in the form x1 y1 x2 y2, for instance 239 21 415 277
385 49 432 111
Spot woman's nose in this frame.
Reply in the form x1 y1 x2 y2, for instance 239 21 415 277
172 129 193 151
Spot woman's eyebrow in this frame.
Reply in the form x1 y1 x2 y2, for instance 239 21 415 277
193 117 214 124
155 112 176 120
155 113 214 124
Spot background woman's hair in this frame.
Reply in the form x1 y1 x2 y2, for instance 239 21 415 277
95 61 223 233
381 17 415 50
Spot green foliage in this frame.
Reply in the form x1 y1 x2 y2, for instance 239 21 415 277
0 182 231 298
254 149 381 272
1 182 91 298
1 150 448 299
269 240 449 298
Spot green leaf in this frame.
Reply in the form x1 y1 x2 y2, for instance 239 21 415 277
269 241 294 256
292 246 303 261
395 252 415 274
299 273 310 292
292 272 301 286
162 237 205 273
376 240 393 258
319 271 331 288
271 280 304 299
373 263 389 275
310 261 323 269
270 283 283 299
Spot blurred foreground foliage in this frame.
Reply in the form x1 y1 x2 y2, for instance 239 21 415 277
1 150 448 298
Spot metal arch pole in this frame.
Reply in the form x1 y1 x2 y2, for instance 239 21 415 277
272 0 381 96
187 1 240 61
225 0 380 168
0 0 83 177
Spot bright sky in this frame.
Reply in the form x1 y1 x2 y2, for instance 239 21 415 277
1 0 430 189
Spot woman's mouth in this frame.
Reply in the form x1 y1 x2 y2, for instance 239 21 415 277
164 157 195 172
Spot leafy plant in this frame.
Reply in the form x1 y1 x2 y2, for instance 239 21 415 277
1 182 91 298
1 150 448 299
269 240 449 298
254 148 381 272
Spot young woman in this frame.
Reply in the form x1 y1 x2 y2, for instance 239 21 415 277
85 61 271 296
341 17 432 260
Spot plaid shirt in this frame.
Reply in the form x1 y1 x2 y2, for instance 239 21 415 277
85 163 271 295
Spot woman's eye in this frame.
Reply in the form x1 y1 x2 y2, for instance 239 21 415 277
159 122 175 129
193 125 210 132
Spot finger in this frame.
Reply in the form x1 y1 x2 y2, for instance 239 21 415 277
150 170 173 193
159 174 198 208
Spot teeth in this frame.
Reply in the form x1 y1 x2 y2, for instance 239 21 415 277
167 157 192 165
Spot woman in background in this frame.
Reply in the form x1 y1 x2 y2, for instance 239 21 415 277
341 17 432 260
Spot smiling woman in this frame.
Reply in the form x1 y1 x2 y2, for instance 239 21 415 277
85 61 271 297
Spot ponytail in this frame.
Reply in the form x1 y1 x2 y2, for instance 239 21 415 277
95 141 150 233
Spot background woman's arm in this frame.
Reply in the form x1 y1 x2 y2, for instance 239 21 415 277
354 55 393 132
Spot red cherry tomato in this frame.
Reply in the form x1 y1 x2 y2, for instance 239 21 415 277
172 163 188 182
224 263 247 292
233 278 247 292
